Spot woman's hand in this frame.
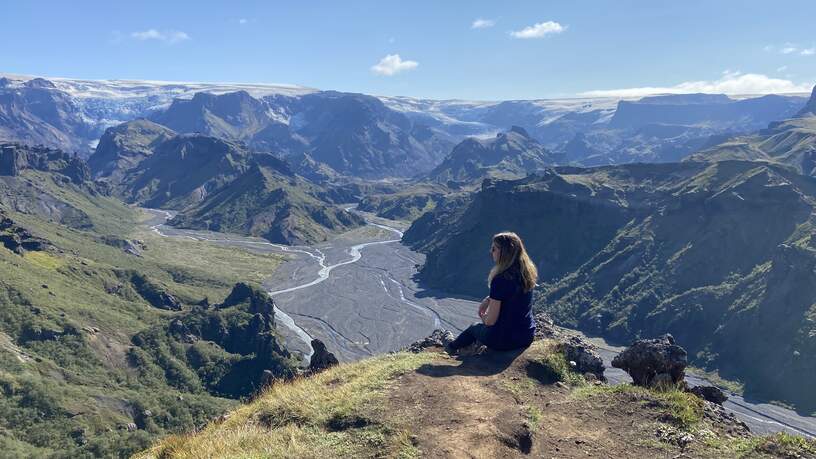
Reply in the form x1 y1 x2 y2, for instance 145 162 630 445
478 296 489 318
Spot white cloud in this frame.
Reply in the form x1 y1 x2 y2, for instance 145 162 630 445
238 18 249 25
370 54 418 76
471 18 495 29
510 21 565 39
777 65 788 72
579 72 813 97
130 29 190 44
765 43 815 56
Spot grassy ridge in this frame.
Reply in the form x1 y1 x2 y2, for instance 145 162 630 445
136 351 440 459
135 342 816 458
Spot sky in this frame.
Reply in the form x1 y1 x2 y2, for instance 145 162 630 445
2 0 815 100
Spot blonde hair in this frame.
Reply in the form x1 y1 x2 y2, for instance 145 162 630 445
488 232 538 292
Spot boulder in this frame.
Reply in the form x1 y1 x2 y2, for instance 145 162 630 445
404 329 455 353
612 334 687 387
308 339 339 373
559 336 606 381
689 385 728 405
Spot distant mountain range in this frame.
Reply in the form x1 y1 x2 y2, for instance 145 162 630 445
685 88 816 175
87 121 363 244
1 74 810 177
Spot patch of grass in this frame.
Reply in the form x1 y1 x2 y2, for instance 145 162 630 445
524 405 543 430
634 438 672 451
538 350 587 387
574 384 703 429
22 251 64 270
704 431 816 457
136 351 441 458
500 377 537 399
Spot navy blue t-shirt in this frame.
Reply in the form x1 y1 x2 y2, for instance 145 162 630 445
486 270 535 350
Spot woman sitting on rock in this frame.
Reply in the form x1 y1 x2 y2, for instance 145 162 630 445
446 231 538 354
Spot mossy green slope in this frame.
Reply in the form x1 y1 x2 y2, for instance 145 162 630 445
0 167 293 457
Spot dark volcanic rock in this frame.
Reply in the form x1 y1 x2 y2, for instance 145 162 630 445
308 339 339 372
404 329 455 353
533 312 558 339
689 385 728 405
612 334 688 387
559 336 606 381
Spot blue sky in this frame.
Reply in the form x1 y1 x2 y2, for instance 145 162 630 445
2 0 815 100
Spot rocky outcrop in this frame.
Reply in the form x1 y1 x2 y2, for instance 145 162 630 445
689 385 728 405
404 329 455 353
131 283 295 398
559 336 606 381
308 339 339 373
220 282 275 315
121 271 182 311
0 144 23 176
612 334 688 387
100 236 147 257
0 143 93 184
0 211 52 254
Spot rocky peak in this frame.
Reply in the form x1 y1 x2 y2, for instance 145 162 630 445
23 77 57 89
307 339 339 373
506 125 531 138
797 84 816 117
220 282 276 318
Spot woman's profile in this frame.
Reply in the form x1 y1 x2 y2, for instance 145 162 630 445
446 231 538 355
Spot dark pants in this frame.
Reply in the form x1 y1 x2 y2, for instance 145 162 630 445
449 323 491 350
450 322 534 351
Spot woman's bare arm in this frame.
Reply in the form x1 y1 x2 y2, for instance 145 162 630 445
482 298 502 326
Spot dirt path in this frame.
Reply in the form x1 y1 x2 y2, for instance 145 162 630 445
384 343 743 458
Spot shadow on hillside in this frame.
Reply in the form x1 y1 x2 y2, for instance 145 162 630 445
416 348 526 378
